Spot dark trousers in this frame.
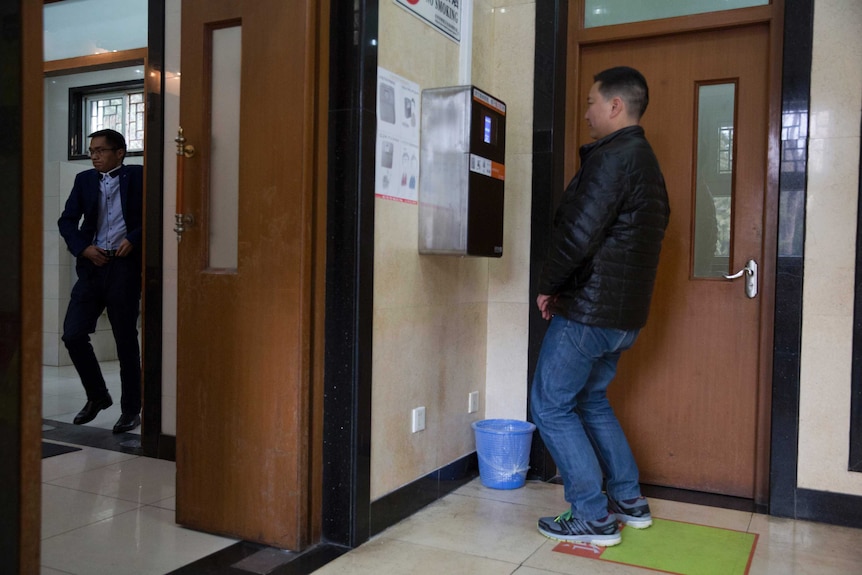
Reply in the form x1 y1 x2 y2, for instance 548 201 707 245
62 257 142 416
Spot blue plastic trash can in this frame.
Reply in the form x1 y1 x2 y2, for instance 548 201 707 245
472 419 536 489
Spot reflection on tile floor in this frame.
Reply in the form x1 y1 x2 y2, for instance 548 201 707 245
43 361 141 435
41 361 862 574
40 446 862 575
310 481 862 575
40 444 238 575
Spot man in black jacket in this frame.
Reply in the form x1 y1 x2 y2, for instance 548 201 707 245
532 67 670 546
59 129 144 434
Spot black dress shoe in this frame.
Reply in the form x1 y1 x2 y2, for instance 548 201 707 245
73 395 113 425
113 413 141 434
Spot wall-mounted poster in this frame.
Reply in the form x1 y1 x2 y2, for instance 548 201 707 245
376 67 421 204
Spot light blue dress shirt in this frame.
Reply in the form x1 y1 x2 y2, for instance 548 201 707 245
95 167 128 251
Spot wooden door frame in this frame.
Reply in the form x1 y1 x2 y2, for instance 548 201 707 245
2 3 44 572
527 1 784 506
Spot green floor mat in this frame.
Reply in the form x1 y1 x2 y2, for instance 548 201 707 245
553 518 757 575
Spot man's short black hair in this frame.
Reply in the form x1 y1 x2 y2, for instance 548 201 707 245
88 128 127 152
594 66 649 119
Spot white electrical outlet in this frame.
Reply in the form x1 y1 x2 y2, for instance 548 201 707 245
411 406 426 433
468 391 479 413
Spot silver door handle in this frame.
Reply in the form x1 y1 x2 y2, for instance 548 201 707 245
723 258 758 298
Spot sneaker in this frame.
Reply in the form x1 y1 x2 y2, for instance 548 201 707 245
608 496 653 529
537 510 621 546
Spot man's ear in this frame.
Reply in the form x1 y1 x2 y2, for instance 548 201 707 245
609 96 625 119
117 148 127 161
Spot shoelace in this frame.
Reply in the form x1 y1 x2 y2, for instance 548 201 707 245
553 510 595 534
555 510 574 523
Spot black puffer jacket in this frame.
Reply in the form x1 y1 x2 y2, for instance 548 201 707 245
538 125 669 329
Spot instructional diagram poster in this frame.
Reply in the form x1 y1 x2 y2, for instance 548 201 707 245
376 68 421 204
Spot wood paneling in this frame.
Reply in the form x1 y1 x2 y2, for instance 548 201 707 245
22 1 44 572
44 47 147 76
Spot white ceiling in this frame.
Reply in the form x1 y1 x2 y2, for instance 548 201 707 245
44 0 148 61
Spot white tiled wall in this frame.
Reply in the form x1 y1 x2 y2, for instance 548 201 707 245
160 0 182 437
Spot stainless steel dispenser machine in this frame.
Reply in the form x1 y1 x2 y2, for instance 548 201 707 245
418 85 506 257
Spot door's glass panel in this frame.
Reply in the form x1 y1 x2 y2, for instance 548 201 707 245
209 26 241 271
585 0 768 28
693 82 736 278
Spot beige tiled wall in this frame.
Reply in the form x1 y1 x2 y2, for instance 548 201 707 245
797 0 862 494
372 1 535 499
486 2 534 421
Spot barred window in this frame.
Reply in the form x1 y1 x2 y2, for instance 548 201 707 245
69 80 144 159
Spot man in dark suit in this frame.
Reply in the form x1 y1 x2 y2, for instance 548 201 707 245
58 129 143 434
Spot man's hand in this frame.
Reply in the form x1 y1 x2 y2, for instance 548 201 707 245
81 239 134 266
114 238 134 257
537 293 557 321
82 245 109 266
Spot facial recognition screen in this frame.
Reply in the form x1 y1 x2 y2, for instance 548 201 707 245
483 115 493 144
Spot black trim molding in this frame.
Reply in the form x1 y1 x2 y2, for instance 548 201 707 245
769 0 862 526
850 108 862 472
527 0 568 483
767 0 813 517
322 0 378 549
369 454 478 536
795 488 862 529
142 0 166 460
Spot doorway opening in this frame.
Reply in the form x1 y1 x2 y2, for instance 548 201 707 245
41 0 166 458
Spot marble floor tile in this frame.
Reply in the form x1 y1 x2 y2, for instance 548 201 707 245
41 483 140 539
37 459 862 575
38 404 862 575
150 495 176 511
42 391 89 420
41 444 138 483
380 491 554 565
311 537 519 575
41 506 237 575
45 455 176 504
747 513 862 575
454 478 567 511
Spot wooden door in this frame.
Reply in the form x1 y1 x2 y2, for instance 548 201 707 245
579 25 772 500
176 0 327 549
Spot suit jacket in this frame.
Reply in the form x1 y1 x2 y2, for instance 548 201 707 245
58 164 144 259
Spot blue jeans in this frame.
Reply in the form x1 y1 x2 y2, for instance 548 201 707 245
530 316 642 521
